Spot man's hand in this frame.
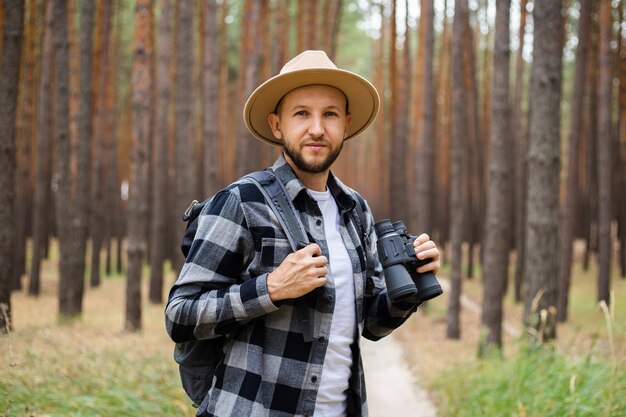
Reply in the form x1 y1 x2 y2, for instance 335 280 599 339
413 233 441 275
267 243 328 302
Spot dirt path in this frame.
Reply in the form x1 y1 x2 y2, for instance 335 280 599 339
361 333 437 417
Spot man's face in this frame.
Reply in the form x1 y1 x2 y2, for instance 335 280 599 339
268 85 352 174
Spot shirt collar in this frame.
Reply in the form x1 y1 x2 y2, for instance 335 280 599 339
271 153 357 213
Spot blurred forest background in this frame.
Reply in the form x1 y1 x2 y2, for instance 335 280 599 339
0 0 626 415
0 0 626 417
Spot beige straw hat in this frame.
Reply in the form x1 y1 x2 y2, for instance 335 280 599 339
243 50 380 146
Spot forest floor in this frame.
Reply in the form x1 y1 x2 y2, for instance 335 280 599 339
393 246 626 415
1 241 624 416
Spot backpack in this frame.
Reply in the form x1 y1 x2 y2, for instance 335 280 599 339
172 169 372 409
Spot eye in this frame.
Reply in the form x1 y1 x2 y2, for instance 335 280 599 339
324 111 338 117
294 110 309 117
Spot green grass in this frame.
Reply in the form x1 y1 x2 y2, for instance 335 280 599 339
1 240 194 417
433 343 625 417
1 334 192 416
427 248 626 417
0 313 194 417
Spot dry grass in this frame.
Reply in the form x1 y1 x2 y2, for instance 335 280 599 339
1 248 194 417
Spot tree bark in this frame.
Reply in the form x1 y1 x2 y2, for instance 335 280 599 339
235 0 268 178
480 0 511 353
619 2 626 279
203 0 220 197
103 2 120 278
557 0 591 322
523 0 563 343
52 0 85 317
89 0 113 288
29 0 54 297
71 0 96 300
389 0 407 221
148 0 172 305
126 0 154 331
447 0 468 340
513 0 529 303
596 0 613 304
435 14 452 247
0 0 24 333
415 0 435 235
13 0 37 291
172 0 195 273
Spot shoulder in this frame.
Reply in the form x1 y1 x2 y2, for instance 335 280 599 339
200 178 266 217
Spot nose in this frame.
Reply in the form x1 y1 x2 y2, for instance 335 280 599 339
308 115 324 138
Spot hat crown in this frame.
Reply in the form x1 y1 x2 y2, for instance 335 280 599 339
279 50 337 75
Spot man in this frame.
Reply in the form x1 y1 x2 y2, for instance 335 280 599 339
165 50 441 417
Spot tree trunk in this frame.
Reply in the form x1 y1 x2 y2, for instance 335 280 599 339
324 0 342 60
389 0 407 221
203 0 220 198
29 1 54 297
13 0 37 291
596 0 613 304
53 0 85 318
435 15 452 247
148 0 172 305
447 0 468 340
72 0 96 299
557 0 591 322
619 2 626 279
0 0 24 333
513 0 529 303
172 0 195 273
464 17 483 282
103 2 120 278
582 9 599 272
126 0 154 331
415 0 435 235
523 0 563 343
90 0 113 288
479 0 511 354
373 2 388 217
235 0 268 178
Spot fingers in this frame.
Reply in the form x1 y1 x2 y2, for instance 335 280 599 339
413 234 441 274
301 243 322 257
297 243 327 266
267 243 328 302
417 259 440 274
413 233 430 246
413 235 438 258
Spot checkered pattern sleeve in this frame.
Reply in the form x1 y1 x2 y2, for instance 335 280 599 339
165 188 280 343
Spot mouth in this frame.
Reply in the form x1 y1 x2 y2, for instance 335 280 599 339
304 141 327 150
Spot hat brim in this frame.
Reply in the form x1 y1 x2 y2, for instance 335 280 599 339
244 68 380 146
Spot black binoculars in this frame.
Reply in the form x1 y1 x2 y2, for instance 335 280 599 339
374 219 443 303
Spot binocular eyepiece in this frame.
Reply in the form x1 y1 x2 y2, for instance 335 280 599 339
374 219 443 303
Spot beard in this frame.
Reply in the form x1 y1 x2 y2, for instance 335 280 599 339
283 139 343 174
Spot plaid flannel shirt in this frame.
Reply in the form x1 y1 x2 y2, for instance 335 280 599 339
165 154 421 417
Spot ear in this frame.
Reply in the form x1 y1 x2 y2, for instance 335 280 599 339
268 113 282 140
344 114 353 138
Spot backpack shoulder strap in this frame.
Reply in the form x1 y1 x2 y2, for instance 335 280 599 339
243 170 309 252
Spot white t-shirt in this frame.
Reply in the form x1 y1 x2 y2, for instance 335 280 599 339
308 188 357 417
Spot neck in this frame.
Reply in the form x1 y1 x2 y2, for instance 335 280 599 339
283 154 330 192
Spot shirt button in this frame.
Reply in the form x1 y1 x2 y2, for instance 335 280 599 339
316 219 322 226
317 336 325 344
311 375 318 383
